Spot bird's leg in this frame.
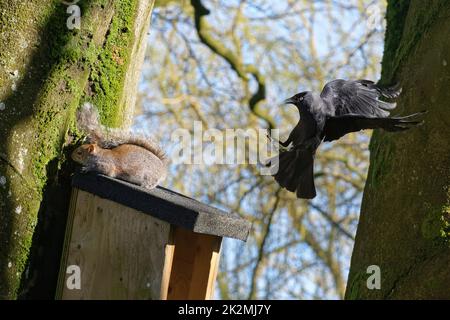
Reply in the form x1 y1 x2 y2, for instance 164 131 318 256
266 129 290 151
278 139 291 148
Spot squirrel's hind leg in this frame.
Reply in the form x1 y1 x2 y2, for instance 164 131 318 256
141 181 158 190
141 175 159 190
94 161 118 178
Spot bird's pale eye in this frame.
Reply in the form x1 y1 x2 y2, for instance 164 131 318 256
299 97 304 101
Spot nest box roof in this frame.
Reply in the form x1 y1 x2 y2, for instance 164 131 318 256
72 173 251 241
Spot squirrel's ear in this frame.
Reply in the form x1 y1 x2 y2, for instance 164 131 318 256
87 144 96 153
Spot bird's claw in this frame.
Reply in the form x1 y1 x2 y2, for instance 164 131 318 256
266 128 273 140
267 135 289 152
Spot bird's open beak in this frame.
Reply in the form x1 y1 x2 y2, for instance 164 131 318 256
283 98 295 105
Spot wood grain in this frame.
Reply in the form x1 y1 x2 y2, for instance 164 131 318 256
57 188 171 300
165 226 222 300
159 228 175 300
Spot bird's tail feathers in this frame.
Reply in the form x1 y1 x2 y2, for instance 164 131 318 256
273 148 316 199
296 154 315 199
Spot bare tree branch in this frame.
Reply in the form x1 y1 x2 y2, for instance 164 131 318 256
190 0 274 129
247 188 281 299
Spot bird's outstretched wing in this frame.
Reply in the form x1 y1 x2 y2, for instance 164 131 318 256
322 112 426 142
320 79 401 117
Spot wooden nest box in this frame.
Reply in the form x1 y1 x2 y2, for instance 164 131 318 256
56 173 251 300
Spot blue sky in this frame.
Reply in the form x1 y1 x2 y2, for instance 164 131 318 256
135 0 386 299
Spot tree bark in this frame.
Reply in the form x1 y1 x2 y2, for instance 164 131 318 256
346 0 450 299
0 0 154 299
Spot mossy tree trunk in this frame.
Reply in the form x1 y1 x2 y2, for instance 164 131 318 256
346 0 450 299
0 0 154 299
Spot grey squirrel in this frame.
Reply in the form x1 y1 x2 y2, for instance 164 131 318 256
72 103 169 189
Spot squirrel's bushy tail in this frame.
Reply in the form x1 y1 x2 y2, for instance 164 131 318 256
77 102 103 141
77 103 169 164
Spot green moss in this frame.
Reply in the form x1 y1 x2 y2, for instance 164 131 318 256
0 2 54 99
0 170 42 299
440 217 450 241
367 132 395 188
440 197 450 242
381 1 450 84
421 205 450 245
379 0 410 85
348 0 450 300
0 1 67 298
65 75 79 95
62 39 84 63
421 208 445 241
1 0 143 298
421 188 450 244
346 271 365 300
89 0 138 127
30 0 139 189
26 4 82 188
